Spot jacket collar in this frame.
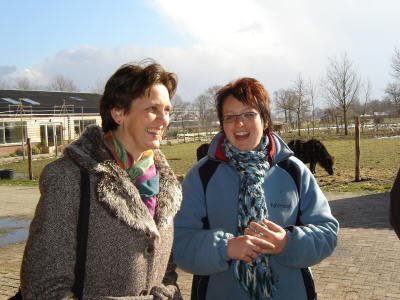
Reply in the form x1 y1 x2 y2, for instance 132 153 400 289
64 125 182 238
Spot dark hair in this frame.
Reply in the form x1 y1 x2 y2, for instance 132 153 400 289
215 77 272 134
99 60 178 132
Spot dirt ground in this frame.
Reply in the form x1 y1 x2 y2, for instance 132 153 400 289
0 186 40 219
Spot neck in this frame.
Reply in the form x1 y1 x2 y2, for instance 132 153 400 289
112 130 143 162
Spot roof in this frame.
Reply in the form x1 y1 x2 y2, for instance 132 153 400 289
0 90 101 116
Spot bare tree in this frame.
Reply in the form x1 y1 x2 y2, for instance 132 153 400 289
391 47 400 80
292 74 309 136
384 82 400 115
168 94 191 138
15 77 34 90
194 94 209 127
274 88 296 128
193 85 221 128
0 78 10 89
90 78 105 94
322 52 361 135
48 74 79 92
366 98 392 114
361 79 372 116
204 85 221 107
307 79 318 135
171 94 190 121
203 85 221 123
321 106 341 133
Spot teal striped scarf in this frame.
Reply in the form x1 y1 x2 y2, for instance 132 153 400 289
224 137 275 299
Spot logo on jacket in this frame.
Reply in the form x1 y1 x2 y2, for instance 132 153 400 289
270 202 291 209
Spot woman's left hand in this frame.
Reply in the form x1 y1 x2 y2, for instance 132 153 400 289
244 219 287 255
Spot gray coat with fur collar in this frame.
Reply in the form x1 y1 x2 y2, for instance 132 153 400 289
20 125 182 299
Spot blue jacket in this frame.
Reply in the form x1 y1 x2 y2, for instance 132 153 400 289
173 132 339 300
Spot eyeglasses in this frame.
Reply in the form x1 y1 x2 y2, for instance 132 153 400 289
222 111 259 123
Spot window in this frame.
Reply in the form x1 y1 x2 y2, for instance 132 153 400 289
40 124 62 146
74 119 97 136
0 121 26 145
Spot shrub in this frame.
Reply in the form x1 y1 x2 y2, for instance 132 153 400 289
31 145 41 155
14 145 42 156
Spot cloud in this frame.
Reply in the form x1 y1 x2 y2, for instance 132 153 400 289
235 22 263 34
150 0 399 100
0 43 293 100
2 0 399 102
0 65 17 77
1 67 47 89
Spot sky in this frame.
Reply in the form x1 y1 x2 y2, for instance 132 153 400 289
1 0 399 107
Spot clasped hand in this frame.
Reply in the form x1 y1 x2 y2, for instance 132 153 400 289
227 219 287 263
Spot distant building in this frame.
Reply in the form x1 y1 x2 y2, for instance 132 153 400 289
0 90 101 156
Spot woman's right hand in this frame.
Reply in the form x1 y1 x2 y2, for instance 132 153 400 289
227 235 275 263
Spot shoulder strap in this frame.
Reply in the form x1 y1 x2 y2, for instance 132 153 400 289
199 159 221 194
278 158 302 225
13 171 91 300
191 160 220 299
72 170 91 299
198 159 220 229
278 158 301 196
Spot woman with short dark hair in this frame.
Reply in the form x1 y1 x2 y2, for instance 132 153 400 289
174 77 339 300
21 60 183 299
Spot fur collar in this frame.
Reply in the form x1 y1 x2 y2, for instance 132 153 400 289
64 125 182 238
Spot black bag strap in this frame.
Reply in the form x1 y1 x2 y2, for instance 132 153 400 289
198 159 220 230
278 159 317 299
190 160 221 300
72 170 91 299
278 159 302 225
11 170 91 300
278 159 301 196
198 159 221 195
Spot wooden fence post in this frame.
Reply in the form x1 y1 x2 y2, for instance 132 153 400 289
27 138 33 180
55 134 58 157
355 116 360 182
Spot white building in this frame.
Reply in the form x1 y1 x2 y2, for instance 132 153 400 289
0 90 101 156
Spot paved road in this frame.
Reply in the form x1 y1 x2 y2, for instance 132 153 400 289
0 186 399 299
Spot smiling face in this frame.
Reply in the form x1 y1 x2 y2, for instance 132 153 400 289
222 95 266 151
111 83 171 161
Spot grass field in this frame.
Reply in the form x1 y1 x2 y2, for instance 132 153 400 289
161 137 400 192
310 137 399 192
0 136 399 192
